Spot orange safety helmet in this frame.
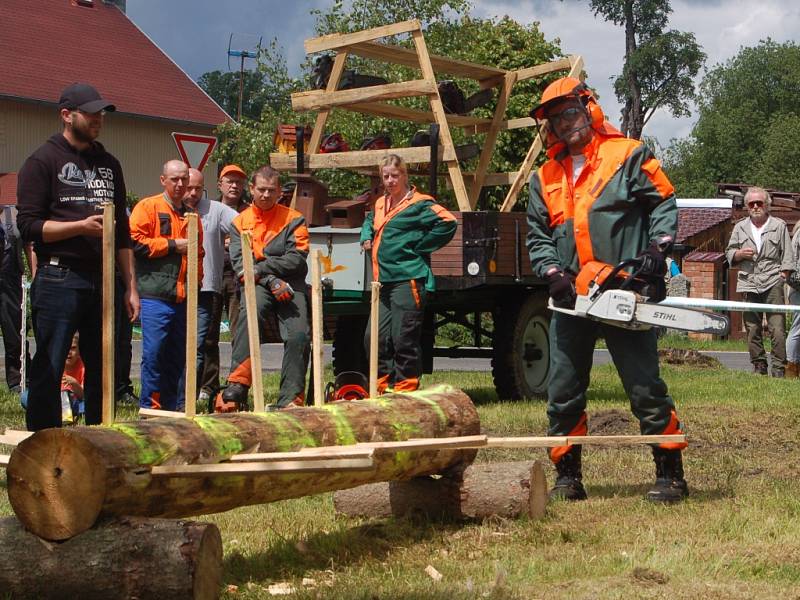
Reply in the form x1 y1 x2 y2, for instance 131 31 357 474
529 76 605 131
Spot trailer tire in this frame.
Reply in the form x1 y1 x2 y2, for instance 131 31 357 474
492 293 550 400
332 315 369 376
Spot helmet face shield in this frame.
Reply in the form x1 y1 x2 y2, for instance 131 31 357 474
534 97 591 149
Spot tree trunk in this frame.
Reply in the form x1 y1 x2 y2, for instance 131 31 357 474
8 385 479 541
623 0 644 139
0 516 222 600
333 460 547 520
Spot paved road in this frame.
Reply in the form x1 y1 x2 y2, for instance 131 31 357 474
0 340 753 379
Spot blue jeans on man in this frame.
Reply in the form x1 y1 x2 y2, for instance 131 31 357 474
139 297 187 411
26 264 102 430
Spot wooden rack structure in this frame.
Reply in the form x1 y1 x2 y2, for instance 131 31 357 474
269 19 583 212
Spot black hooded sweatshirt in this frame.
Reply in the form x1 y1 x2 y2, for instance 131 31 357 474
16 133 132 270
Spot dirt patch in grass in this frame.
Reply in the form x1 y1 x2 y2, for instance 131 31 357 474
589 409 636 436
659 347 722 368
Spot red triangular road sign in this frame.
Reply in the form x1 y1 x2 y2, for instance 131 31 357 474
172 132 218 171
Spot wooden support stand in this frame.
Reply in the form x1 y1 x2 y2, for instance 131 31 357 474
240 231 264 412
369 281 381 398
311 249 325 406
0 516 222 600
101 202 115 425
334 460 548 521
184 213 199 417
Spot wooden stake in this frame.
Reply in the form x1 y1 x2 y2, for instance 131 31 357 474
240 231 264 412
230 448 375 462
138 408 188 419
311 249 325 406
184 213 198 417
150 456 375 477
369 281 381 398
101 202 115 425
486 434 684 448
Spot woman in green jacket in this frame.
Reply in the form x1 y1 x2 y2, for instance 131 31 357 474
360 155 457 393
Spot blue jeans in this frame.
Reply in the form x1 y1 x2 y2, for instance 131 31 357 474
195 291 216 395
139 298 186 411
27 265 103 430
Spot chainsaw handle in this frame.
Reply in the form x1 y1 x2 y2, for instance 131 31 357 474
596 258 646 293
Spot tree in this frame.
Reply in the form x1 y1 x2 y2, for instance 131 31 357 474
210 0 563 209
588 0 705 139
664 40 800 197
197 70 266 121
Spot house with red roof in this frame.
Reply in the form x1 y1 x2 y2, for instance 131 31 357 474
0 0 231 199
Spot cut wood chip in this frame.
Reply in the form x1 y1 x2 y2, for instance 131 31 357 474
268 582 296 595
425 565 443 582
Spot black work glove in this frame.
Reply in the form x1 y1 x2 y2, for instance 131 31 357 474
636 241 668 278
546 269 577 309
267 276 295 303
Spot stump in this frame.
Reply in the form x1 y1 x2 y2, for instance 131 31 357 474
333 460 548 520
8 385 479 540
0 516 222 600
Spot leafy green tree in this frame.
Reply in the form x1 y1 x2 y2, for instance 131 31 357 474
197 70 266 120
588 0 704 139
665 40 800 197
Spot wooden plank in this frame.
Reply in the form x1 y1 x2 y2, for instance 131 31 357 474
184 212 198 418
0 430 33 446
500 55 584 212
369 281 381 398
304 20 421 54
412 30 472 212
348 41 507 81
467 117 535 135
292 79 437 112
307 50 348 155
359 434 488 451
514 56 574 82
347 101 492 129
230 448 375 462
102 202 115 425
311 250 324 407
468 71 517 208
271 145 456 171
138 408 187 419
241 231 265 412
151 456 375 477
0 454 9 467
486 434 686 448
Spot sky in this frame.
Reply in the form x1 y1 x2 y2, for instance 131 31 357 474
126 0 800 149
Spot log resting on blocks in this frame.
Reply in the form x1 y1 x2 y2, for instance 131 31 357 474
333 460 548 520
7 385 479 541
0 516 222 600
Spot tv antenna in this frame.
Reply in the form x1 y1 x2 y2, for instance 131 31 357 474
227 33 262 121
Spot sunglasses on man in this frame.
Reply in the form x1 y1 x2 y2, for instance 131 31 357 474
747 200 764 208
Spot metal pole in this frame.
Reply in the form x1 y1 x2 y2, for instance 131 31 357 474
237 54 245 121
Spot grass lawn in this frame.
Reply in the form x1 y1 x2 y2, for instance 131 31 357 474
2 363 799 599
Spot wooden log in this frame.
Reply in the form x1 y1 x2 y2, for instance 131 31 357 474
0 516 222 600
7 385 479 540
333 460 547 520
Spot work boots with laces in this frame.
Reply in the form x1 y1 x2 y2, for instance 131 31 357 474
646 447 689 503
549 445 587 501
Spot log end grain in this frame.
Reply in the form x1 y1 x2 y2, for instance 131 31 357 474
191 521 224 600
7 429 106 541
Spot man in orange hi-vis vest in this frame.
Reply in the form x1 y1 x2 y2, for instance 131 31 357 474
526 77 687 504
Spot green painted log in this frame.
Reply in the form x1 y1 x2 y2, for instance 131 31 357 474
7 385 479 541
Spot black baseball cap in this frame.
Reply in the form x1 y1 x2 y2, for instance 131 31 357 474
58 83 116 113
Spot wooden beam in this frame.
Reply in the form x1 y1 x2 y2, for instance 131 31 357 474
369 281 381 398
467 117 535 135
514 56 574 82
460 172 519 186
138 408 187 419
486 434 686 448
241 231 265 412
360 434 489 451
292 79 437 112
0 430 32 446
150 456 376 477
304 20 421 54
184 212 198 417
307 50 348 155
347 101 492 129
468 71 517 208
412 30 472 212
230 448 375 462
347 41 507 81
270 145 456 171
311 250 324 407
102 202 115 425
500 55 585 212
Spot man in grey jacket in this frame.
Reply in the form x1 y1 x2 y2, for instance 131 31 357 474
726 187 794 376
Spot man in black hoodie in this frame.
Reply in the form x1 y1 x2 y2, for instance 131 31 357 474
16 83 139 430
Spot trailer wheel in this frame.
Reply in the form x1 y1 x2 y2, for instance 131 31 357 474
332 315 369 376
492 293 550 400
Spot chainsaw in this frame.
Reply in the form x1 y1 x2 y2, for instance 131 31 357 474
548 258 731 335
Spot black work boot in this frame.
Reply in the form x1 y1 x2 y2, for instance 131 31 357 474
646 447 689 503
549 445 587 501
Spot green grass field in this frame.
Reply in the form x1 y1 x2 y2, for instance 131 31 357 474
2 363 799 599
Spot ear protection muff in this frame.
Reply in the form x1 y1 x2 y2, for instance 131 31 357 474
572 82 605 130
